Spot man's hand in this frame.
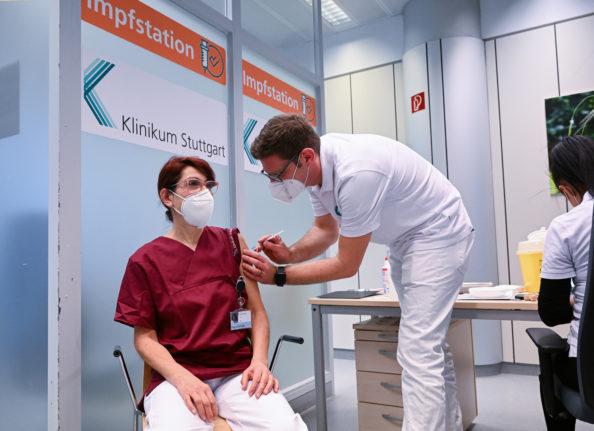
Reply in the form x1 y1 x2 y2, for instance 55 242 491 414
174 373 218 422
242 249 276 285
253 234 292 264
241 360 279 398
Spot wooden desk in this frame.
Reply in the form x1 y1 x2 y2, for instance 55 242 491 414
309 295 539 431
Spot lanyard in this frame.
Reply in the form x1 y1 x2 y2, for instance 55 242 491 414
230 275 251 331
235 276 246 308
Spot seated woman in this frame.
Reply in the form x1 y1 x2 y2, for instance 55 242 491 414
114 156 307 431
538 135 594 430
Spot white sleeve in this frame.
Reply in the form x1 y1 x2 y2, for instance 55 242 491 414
336 170 388 238
308 189 330 217
541 219 576 279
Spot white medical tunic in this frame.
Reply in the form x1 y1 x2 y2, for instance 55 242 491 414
541 192 593 357
308 133 473 253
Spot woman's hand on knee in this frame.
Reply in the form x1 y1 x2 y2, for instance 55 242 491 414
175 375 218 422
241 361 280 398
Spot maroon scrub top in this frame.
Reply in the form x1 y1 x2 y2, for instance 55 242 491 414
114 226 252 402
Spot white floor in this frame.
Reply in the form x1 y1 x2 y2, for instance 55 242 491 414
300 356 594 430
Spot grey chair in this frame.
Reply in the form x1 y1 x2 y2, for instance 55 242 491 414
113 334 304 431
526 205 594 427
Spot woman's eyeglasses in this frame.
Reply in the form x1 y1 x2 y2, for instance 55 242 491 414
170 177 219 194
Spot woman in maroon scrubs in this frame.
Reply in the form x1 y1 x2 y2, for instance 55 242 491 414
114 156 306 431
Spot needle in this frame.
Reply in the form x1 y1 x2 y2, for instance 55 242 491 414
252 230 284 250
264 230 284 242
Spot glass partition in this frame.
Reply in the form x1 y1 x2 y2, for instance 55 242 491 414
241 0 315 73
242 47 322 389
200 0 229 17
0 1 49 429
81 1 229 428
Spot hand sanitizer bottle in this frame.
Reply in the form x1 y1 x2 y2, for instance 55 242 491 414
382 257 390 295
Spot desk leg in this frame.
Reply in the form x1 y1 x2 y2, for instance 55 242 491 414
312 305 327 431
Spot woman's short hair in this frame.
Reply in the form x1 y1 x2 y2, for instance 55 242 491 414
158 156 215 221
250 114 320 160
550 135 594 196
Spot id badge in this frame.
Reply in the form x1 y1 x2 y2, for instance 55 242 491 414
230 308 252 331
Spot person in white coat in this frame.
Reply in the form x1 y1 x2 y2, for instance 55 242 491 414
242 114 475 431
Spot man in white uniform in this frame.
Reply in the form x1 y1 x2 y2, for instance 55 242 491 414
242 114 474 431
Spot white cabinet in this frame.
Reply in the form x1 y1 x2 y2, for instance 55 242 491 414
324 75 352 134
351 65 397 139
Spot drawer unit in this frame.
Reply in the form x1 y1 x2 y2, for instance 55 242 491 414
354 317 403 430
353 317 477 430
356 371 403 406
354 340 402 374
355 330 399 342
354 316 400 336
358 402 404 431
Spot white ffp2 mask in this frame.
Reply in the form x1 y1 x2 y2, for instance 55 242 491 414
269 161 309 203
171 189 214 227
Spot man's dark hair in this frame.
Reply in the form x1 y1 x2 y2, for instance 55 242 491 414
250 114 320 160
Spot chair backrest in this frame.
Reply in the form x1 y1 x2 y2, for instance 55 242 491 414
577 204 594 408
141 363 151 430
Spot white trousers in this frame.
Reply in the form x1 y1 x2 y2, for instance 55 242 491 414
144 374 307 431
390 233 474 431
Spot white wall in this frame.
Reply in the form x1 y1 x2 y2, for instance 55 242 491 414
351 65 398 139
485 13 594 363
403 0 481 51
324 0 503 364
441 37 501 364
401 35 501 365
556 14 594 94
320 0 594 365
480 0 594 39
323 15 404 78
402 43 432 161
441 37 497 284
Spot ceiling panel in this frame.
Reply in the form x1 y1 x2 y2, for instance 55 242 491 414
241 0 409 49
242 0 314 48
336 0 409 26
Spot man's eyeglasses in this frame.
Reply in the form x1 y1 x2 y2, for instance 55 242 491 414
170 177 219 194
260 154 298 183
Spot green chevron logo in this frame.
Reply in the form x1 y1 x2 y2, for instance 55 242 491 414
84 58 116 128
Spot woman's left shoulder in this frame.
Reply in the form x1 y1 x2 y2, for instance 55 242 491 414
205 225 240 236
205 226 244 246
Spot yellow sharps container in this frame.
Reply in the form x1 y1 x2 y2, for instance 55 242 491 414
516 227 547 293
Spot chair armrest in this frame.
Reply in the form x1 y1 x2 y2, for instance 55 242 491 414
526 328 567 353
113 345 140 411
280 335 304 344
269 334 304 373
526 328 570 419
